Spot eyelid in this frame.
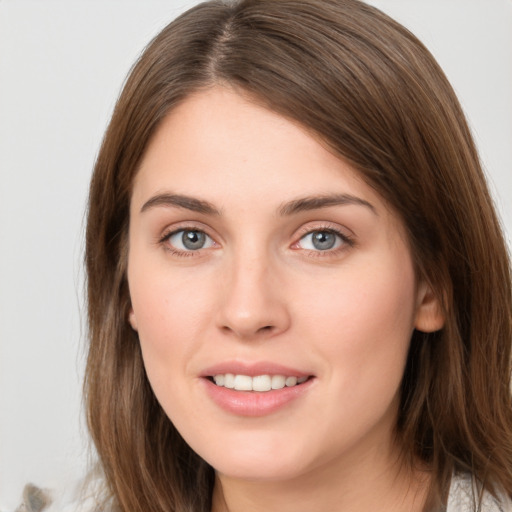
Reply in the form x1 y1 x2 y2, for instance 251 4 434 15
158 220 217 241
156 220 355 257
158 222 220 256
168 229 215 249
290 222 356 253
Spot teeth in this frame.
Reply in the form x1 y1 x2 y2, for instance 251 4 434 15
271 375 285 390
224 373 235 389
213 374 225 386
234 374 252 391
253 375 272 392
285 376 297 387
211 374 309 392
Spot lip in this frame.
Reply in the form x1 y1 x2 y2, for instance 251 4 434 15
200 360 315 417
200 360 312 378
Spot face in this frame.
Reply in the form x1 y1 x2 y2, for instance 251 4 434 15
127 87 442 483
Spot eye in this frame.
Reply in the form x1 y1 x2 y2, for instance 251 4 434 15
165 229 216 252
297 230 346 251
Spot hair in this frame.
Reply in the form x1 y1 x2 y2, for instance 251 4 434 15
84 0 512 510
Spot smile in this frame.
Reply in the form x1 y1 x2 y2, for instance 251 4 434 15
201 363 315 416
212 374 309 392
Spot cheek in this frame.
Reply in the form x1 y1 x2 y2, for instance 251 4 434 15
128 258 220 402
296 254 417 382
132 285 195 357
131 290 197 422
287 256 417 450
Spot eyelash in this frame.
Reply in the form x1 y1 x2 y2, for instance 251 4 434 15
158 225 216 258
158 224 355 258
292 224 355 257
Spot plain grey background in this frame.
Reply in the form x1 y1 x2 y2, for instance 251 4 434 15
1 1 511 509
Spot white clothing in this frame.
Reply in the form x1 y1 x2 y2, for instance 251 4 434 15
11 472 512 512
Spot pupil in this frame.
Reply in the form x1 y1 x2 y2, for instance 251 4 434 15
182 231 205 250
312 231 335 250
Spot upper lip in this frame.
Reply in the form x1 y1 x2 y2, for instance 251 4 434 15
200 361 313 378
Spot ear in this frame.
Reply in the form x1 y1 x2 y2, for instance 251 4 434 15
414 281 445 333
128 307 138 332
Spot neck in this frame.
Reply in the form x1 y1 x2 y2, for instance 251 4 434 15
211 444 430 512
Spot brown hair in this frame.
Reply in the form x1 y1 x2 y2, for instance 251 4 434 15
84 0 512 510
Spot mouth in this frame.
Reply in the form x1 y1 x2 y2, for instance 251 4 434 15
208 373 311 392
200 362 315 416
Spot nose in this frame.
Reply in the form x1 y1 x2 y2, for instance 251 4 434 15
216 250 291 340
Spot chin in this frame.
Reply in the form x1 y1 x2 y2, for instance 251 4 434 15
193 431 315 482
212 456 308 482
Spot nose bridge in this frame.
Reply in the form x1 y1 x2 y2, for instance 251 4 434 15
217 241 289 339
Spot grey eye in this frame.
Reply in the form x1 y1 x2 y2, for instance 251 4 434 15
168 230 214 251
299 230 342 251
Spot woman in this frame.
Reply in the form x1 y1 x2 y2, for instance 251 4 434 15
20 0 511 510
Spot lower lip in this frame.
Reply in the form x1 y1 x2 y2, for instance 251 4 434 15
201 377 315 417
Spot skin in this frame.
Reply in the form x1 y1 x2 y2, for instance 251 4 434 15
127 86 444 512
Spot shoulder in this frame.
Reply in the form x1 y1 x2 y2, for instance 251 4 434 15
13 471 110 512
447 473 512 512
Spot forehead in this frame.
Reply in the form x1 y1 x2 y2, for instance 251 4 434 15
132 86 380 210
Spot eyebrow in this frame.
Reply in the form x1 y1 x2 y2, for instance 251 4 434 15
140 192 376 217
140 193 221 215
278 194 377 216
